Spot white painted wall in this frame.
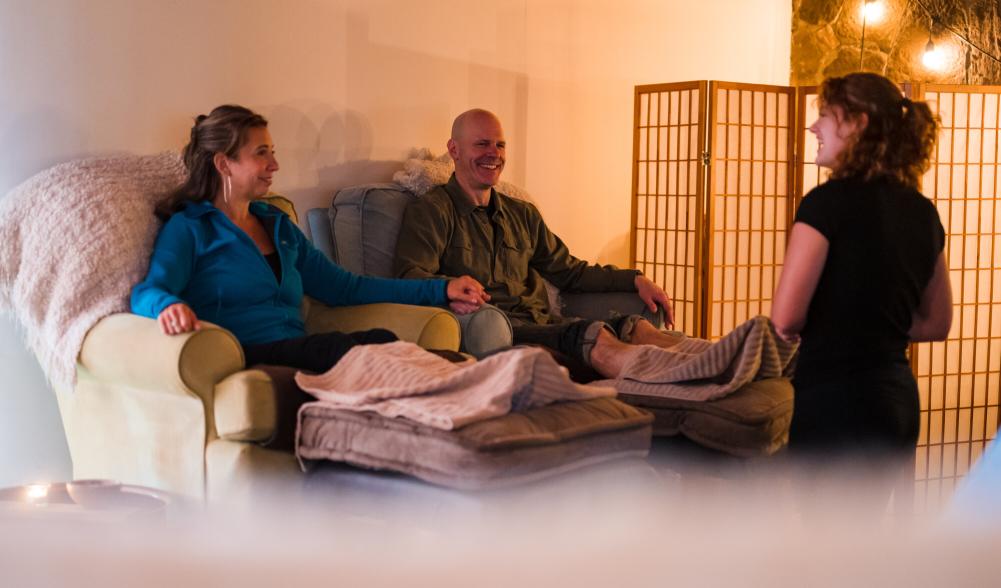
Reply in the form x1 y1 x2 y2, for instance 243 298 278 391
0 0 790 486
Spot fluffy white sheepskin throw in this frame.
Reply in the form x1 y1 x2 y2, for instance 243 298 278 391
392 148 535 204
0 152 186 388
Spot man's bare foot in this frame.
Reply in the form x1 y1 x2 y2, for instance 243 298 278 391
588 328 642 379
628 318 686 349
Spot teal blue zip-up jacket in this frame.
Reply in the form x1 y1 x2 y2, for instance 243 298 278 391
130 200 448 345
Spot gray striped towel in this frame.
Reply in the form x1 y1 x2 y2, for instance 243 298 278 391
591 315 798 402
294 341 615 430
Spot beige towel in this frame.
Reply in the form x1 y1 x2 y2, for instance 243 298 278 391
592 315 798 402
295 341 615 430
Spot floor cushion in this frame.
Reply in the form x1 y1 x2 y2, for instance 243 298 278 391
617 377 793 457
297 397 654 490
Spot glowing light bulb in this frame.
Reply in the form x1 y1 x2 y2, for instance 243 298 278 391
861 0 884 23
923 39 945 70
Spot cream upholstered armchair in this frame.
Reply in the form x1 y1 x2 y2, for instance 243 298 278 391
56 197 461 503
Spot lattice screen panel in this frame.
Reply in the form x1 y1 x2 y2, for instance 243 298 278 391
909 85 1001 513
706 83 796 339
632 82 704 336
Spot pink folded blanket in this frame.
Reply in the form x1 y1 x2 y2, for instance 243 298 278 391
591 315 798 402
294 341 616 430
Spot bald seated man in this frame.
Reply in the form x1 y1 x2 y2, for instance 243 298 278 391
394 109 683 379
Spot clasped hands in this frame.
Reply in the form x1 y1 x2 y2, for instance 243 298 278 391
446 275 490 314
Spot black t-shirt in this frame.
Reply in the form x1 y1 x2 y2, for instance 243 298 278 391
793 176 945 382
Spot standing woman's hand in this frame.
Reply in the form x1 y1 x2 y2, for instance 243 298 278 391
157 303 202 335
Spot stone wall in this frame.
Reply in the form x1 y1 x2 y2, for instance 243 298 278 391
792 0 1001 85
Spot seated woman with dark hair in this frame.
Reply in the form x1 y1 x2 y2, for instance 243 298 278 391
131 104 488 373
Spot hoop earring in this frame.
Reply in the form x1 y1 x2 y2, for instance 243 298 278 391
223 175 231 205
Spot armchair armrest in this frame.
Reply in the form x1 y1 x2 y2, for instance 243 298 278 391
68 313 248 498
78 313 245 402
560 292 665 330
303 299 460 351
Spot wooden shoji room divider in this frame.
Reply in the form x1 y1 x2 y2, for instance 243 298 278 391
632 81 1001 512
631 81 795 339
904 84 1001 512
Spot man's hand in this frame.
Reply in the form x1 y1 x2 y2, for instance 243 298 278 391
157 303 201 336
446 275 490 315
634 274 675 329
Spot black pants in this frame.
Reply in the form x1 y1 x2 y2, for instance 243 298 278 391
508 316 594 361
506 314 642 383
508 314 641 362
788 359 920 517
790 359 920 458
242 329 398 374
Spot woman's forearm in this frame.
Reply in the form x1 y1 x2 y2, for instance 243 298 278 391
909 253 952 342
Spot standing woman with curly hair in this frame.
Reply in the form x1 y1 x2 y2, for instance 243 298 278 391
772 73 953 474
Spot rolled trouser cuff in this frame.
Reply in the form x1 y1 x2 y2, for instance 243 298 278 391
578 320 615 367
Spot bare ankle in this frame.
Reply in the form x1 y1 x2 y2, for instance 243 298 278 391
589 330 634 379
584 328 624 378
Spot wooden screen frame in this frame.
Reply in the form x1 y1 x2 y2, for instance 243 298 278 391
631 81 708 337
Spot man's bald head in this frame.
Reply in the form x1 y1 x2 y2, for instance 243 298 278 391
451 109 502 142
446 109 506 205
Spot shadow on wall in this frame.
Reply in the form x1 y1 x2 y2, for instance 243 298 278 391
259 10 530 231
339 9 530 186
265 104 404 216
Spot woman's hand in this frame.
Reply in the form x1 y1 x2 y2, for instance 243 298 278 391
157 303 202 336
446 275 490 315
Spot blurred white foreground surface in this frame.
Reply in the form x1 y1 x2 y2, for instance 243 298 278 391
2 450 999 588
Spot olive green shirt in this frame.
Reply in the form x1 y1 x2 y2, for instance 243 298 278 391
394 174 639 324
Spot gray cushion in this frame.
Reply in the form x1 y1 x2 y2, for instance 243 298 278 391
328 183 416 277
617 377 793 457
297 397 654 490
